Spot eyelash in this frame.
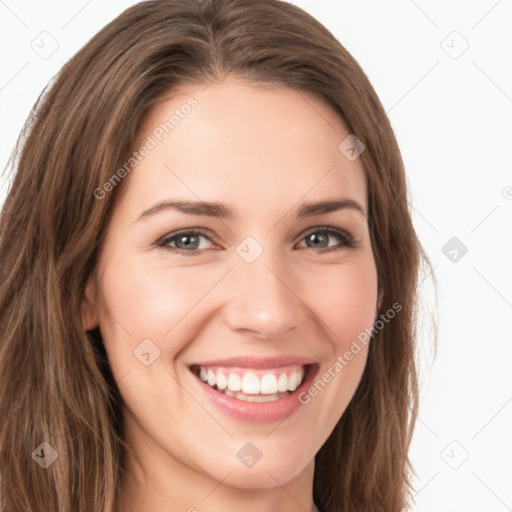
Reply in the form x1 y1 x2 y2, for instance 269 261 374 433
156 226 356 255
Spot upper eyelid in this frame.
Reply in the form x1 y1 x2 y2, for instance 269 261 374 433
157 227 217 245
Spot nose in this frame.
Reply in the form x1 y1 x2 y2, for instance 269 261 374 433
222 252 305 340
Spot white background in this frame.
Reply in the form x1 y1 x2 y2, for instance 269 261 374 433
1 1 511 510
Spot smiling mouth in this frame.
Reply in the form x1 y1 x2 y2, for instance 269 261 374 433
189 363 313 403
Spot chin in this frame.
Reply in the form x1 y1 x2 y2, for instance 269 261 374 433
201 443 314 489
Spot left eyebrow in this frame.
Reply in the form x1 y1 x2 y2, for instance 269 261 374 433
134 197 366 222
297 198 366 218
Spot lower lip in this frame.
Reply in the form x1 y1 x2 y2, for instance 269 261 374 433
190 365 318 424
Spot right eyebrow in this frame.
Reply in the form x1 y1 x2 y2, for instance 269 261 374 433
135 200 233 222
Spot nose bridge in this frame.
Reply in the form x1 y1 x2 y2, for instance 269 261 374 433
223 242 303 339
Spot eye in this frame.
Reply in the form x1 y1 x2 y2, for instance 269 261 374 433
156 226 356 255
157 229 216 254
296 227 355 252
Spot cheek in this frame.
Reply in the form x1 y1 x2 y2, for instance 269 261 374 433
296 258 377 426
303 258 378 349
96 254 227 357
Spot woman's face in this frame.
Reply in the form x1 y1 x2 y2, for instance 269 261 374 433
83 76 378 495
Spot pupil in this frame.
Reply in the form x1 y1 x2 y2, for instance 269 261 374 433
178 235 198 249
308 233 327 248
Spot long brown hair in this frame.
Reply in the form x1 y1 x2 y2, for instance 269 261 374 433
0 1 434 510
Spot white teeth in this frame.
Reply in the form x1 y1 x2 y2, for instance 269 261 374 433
277 372 288 392
260 373 278 394
288 368 305 391
207 369 216 387
223 388 284 402
216 370 227 390
227 373 242 392
298 367 305 385
195 365 308 396
241 372 260 394
288 371 298 391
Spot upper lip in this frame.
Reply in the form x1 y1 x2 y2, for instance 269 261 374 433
190 355 317 370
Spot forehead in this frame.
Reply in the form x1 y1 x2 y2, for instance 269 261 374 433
118 77 367 217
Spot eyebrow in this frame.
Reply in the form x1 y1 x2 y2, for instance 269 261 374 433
135 197 366 222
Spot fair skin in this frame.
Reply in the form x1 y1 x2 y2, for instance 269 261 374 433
82 76 378 512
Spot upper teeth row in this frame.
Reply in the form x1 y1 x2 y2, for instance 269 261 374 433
198 367 305 394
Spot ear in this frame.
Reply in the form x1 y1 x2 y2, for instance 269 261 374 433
81 275 100 331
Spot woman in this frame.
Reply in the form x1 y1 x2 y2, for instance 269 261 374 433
0 1 433 511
